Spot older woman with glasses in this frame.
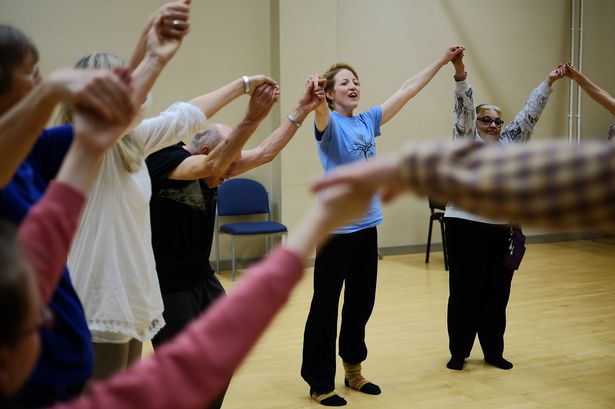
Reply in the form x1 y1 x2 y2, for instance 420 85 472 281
443 50 565 371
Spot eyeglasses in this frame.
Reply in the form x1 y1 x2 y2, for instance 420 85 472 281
477 116 504 128
20 307 54 338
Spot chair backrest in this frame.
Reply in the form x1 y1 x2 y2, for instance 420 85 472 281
217 178 270 217
428 197 446 212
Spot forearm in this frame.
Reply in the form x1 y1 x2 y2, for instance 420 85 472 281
131 53 166 106
401 140 615 230
285 204 332 260
0 80 62 187
189 78 245 119
381 57 447 124
206 116 262 177
576 74 615 116
231 105 308 176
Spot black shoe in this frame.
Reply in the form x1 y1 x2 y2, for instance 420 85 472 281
484 356 513 370
446 356 465 370
310 388 347 406
344 378 381 395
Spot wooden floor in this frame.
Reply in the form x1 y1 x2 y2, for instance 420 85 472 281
147 238 615 408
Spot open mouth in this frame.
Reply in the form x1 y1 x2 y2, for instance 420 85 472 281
348 92 358 98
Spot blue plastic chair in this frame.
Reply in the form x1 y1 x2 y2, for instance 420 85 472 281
215 178 287 280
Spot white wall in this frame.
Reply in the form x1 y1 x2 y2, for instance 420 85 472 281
1 0 614 260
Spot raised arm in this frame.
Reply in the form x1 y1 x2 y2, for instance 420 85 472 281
167 83 279 181
129 0 190 107
310 74 331 133
500 64 564 144
380 45 464 125
18 68 136 303
128 0 190 71
58 164 373 409
450 50 477 141
228 76 325 176
189 75 277 119
565 63 615 116
0 69 133 187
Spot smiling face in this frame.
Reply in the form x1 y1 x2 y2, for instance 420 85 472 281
476 106 504 142
326 68 361 116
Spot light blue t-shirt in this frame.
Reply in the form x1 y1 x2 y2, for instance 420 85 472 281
315 106 383 234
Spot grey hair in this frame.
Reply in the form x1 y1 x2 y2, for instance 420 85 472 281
476 103 503 117
191 127 225 152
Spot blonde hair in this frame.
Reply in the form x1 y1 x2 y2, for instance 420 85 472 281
57 52 144 173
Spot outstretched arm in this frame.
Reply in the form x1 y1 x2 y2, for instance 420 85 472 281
228 76 325 176
311 139 615 231
58 165 373 409
0 69 133 187
380 45 464 125
565 63 615 116
129 0 190 107
167 83 279 181
189 75 277 119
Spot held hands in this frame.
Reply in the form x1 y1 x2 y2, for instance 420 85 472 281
145 0 191 64
299 74 326 113
546 64 566 87
73 67 137 154
562 63 582 81
246 75 277 95
441 45 465 65
49 69 134 123
245 83 279 122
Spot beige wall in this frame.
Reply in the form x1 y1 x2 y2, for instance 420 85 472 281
1 0 614 260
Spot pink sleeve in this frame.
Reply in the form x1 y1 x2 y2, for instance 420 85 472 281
17 182 85 303
52 247 304 409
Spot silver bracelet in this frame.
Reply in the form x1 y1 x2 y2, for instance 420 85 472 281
241 75 250 94
287 113 302 128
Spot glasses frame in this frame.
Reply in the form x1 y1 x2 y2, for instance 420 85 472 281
477 116 505 128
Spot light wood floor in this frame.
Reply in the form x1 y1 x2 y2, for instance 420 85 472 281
147 238 615 408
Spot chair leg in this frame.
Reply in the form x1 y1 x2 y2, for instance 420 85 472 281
425 218 434 263
231 237 236 281
440 219 449 271
216 231 220 273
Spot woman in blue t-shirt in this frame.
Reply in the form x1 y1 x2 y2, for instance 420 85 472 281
301 45 464 407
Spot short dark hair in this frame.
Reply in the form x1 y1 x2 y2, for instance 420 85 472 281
0 220 31 346
0 25 39 94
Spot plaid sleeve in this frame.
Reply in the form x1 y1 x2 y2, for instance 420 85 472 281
403 140 615 231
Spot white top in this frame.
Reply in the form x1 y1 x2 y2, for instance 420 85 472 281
444 79 552 224
68 102 207 343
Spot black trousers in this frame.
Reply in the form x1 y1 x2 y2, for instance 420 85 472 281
301 227 378 393
444 218 514 360
152 272 227 409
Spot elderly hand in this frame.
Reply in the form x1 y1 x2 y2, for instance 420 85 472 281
245 83 278 122
311 151 408 203
49 68 134 123
145 0 191 64
246 75 277 95
546 64 566 87
442 45 465 64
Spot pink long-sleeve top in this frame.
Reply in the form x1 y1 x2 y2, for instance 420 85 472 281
19 181 305 409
